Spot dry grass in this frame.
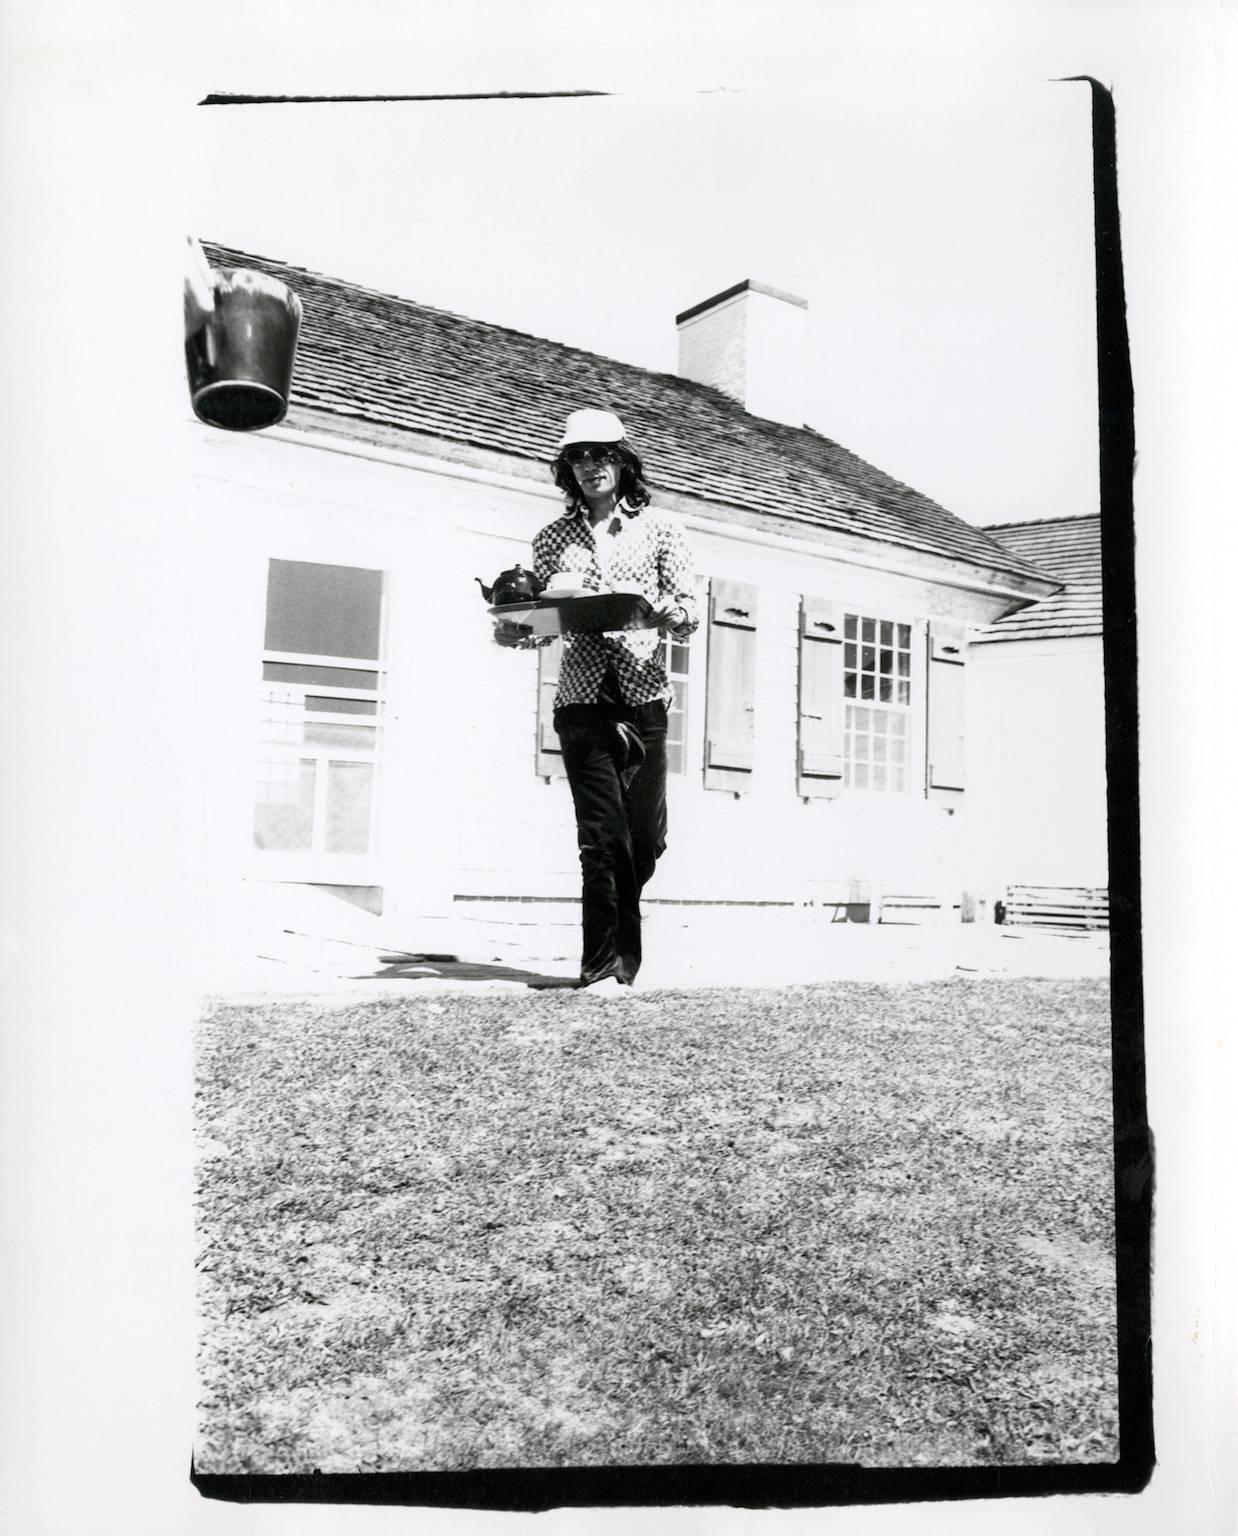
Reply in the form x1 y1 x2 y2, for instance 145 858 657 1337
195 978 1118 1472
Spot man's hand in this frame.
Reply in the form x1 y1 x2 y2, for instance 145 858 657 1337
647 598 688 634
492 618 533 648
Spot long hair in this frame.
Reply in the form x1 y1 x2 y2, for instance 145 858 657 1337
550 439 652 513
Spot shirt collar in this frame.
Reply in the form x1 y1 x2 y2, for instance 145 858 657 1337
571 496 639 524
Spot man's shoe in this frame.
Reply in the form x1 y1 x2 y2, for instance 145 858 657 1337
581 975 627 996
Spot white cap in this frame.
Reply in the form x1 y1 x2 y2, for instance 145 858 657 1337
558 408 626 448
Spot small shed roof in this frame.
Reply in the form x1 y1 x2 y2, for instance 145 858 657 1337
202 243 1054 586
974 515 1102 641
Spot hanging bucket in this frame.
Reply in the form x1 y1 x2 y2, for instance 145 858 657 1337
185 268 303 431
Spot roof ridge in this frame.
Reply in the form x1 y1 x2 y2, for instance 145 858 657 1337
801 428 956 519
203 239 741 405
801 431 1057 578
980 513 1101 532
198 240 1065 588
204 242 502 331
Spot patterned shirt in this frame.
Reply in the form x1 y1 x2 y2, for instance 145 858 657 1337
528 500 699 708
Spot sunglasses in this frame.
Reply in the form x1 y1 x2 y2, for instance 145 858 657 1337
562 444 621 467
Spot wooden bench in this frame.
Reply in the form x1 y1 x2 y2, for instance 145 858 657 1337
999 885 1110 932
874 893 952 925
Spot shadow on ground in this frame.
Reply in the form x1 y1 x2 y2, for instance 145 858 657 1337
347 953 578 989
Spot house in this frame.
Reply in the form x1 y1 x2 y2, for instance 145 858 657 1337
965 514 1108 928
187 245 1061 965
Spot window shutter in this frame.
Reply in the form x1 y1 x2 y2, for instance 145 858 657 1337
535 638 566 778
797 597 845 797
704 578 758 792
926 621 966 802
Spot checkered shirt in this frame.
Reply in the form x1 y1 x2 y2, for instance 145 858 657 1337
528 500 699 708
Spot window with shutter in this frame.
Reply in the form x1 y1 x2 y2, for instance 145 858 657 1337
797 597 845 797
704 578 758 793
926 620 966 803
843 612 913 793
535 638 567 778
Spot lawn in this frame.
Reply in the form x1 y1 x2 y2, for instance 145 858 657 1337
195 978 1119 1473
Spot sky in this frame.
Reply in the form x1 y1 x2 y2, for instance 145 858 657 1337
186 7 1103 529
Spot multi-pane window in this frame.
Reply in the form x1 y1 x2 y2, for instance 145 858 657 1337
663 632 691 775
254 560 386 856
844 614 912 792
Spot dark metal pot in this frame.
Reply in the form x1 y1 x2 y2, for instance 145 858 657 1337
476 564 545 605
186 268 303 431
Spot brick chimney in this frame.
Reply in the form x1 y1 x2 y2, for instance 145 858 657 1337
675 279 808 427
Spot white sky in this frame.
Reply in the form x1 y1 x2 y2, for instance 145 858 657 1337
187 4 1106 528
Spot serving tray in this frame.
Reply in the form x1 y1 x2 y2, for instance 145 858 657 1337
489 592 655 637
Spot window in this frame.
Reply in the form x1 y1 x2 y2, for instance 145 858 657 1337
254 559 386 856
663 632 691 775
844 613 912 792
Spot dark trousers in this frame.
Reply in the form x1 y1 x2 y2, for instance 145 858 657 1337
554 680 668 985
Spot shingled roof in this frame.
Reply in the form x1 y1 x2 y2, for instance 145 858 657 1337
974 515 1102 641
203 242 1053 585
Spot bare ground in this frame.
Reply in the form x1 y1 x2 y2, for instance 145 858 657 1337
195 977 1119 1472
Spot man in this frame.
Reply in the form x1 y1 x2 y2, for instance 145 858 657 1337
495 409 699 992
